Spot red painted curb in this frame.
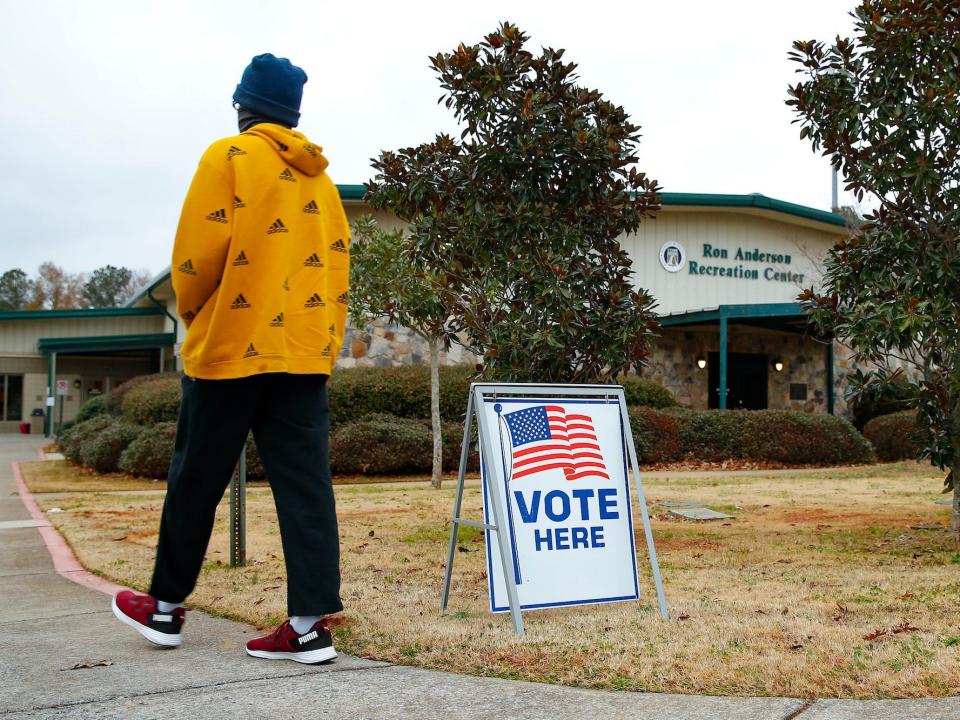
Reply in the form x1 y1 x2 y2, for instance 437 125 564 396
12 460 128 597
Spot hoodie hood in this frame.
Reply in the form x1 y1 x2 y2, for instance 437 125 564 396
242 123 328 177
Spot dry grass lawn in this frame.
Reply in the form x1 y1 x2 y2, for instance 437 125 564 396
18 459 960 699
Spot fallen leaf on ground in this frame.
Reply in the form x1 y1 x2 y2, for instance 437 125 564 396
895 594 915 600
111 536 127 542
833 603 848 623
677 613 690 620
63 659 112 670
892 623 920 634
864 629 887 641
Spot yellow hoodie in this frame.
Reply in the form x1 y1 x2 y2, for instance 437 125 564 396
172 124 349 380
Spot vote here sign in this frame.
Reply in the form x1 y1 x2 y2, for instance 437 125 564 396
480 397 640 612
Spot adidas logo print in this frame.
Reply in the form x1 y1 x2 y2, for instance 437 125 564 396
231 294 251 309
330 238 348 253
297 630 318 645
303 143 318 157
279 168 296 182
304 293 325 308
320 343 332 358
233 196 245 209
177 259 197 275
303 200 319 214
277 141 289 152
227 145 247 160
243 343 259 358
269 312 284 327
336 291 348 304
207 208 228 223
267 218 288 234
304 253 323 267
232 251 249 266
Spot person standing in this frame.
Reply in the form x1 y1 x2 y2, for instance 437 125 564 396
112 53 349 664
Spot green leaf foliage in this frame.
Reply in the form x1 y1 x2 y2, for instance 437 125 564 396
365 22 661 383
0 269 31 310
349 216 447 342
788 2 960 488
82 265 133 308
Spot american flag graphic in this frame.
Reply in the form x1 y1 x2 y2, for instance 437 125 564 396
502 405 609 482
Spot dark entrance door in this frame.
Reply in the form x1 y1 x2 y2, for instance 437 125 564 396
708 352 769 410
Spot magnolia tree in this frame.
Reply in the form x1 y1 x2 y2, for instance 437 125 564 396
349 216 449 488
788 1 960 539
365 22 661 384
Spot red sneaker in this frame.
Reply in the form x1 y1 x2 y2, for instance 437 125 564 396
246 619 337 664
111 590 184 647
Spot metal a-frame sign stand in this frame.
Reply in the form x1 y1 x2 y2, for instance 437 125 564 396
441 382 669 637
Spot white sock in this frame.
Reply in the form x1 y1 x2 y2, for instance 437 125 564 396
156 600 183 613
290 615 320 634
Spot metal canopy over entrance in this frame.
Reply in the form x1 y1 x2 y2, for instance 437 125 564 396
659 303 834 414
38 333 175 436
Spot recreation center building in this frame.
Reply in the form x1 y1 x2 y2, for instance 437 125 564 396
0 186 852 434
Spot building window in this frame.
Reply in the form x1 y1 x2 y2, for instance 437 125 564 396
0 375 23 421
790 383 808 401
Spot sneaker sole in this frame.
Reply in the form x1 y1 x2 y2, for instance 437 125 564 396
246 646 337 664
111 596 182 647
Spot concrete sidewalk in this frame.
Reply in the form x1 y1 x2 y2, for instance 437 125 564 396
1 436 957 719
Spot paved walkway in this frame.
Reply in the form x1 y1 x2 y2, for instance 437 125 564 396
1 435 957 719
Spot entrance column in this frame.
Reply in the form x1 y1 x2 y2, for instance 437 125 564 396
718 317 728 410
45 352 56 437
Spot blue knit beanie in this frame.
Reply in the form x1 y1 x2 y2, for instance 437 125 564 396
233 53 307 128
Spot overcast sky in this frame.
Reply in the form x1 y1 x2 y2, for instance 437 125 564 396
0 0 858 278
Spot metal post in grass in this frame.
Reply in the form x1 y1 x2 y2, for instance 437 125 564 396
229 441 247 567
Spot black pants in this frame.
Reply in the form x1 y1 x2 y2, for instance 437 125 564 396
149 373 342 616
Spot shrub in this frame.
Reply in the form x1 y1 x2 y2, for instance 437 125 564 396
76 394 109 423
119 374 182 425
619 376 677 409
78 419 140 473
245 434 266 480
330 413 433 475
628 407 682 464
59 415 114 463
119 422 177 478
441 420 480 473
328 365 475 426
106 373 165 415
863 410 920 462
666 409 875 465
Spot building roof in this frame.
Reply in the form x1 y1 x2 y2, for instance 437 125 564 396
0 307 163 321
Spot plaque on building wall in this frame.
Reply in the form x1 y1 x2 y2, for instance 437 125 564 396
659 241 685 273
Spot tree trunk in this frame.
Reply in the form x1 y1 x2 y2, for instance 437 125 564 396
430 338 443 489
952 399 960 546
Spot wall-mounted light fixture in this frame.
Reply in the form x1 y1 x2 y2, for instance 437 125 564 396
772 358 784 373
696 357 707 370
73 379 82 389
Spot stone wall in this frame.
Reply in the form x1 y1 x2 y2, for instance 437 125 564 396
334 318 477 369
